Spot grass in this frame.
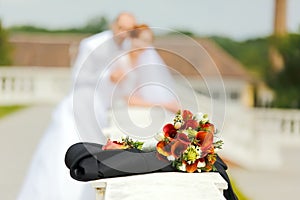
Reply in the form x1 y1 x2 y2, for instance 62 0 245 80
0 105 26 119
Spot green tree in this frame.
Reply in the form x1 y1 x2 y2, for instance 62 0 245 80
0 20 12 65
267 34 300 108
9 16 109 34
210 36 270 78
82 16 109 34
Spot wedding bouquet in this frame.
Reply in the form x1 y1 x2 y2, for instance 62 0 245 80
102 109 223 173
65 110 236 199
155 110 223 173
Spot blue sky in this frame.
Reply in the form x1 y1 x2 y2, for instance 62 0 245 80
0 0 299 40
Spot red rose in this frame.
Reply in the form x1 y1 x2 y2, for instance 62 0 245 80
181 119 198 130
163 123 178 139
200 122 215 134
182 110 194 122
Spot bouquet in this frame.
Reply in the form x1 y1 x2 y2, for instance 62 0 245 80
102 109 223 173
155 110 223 173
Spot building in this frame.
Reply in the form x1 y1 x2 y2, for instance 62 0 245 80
8 33 259 107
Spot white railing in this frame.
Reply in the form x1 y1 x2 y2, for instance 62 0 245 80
0 66 71 105
219 104 300 170
253 108 300 145
1 66 299 170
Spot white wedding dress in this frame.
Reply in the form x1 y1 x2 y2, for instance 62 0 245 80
17 46 176 200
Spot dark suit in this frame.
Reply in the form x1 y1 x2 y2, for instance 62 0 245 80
65 142 238 200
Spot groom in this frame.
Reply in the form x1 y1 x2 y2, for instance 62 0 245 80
71 12 138 143
71 12 137 81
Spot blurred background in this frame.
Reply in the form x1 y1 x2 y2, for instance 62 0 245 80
1 0 300 199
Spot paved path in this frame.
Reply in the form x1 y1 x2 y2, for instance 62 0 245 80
1 104 300 200
228 145 300 200
0 104 55 200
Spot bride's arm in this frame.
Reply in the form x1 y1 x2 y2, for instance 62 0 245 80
126 95 180 113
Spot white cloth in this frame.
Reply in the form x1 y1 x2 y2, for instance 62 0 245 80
18 37 176 200
71 30 113 81
17 31 120 200
97 48 177 140
17 95 95 200
71 30 130 82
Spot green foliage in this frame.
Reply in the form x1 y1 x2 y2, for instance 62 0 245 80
122 137 144 150
9 16 109 34
209 35 270 78
210 34 300 108
82 16 109 34
267 34 300 108
0 20 12 65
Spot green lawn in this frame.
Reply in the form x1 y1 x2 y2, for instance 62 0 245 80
0 105 26 119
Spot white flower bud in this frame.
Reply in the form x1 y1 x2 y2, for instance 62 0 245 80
197 160 206 168
178 163 186 172
167 155 175 161
174 122 182 129
194 112 204 121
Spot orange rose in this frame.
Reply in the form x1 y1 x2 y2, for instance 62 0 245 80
170 140 189 159
156 141 172 157
195 131 213 157
185 160 199 173
175 133 190 144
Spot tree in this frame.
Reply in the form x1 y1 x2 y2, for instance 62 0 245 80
267 34 300 108
82 16 109 34
0 20 12 65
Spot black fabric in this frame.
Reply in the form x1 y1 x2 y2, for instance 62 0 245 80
65 142 238 199
214 155 239 200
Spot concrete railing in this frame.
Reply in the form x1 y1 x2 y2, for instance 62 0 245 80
0 66 71 105
254 108 300 145
219 105 300 170
1 66 299 170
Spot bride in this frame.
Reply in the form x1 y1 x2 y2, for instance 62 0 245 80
17 24 179 200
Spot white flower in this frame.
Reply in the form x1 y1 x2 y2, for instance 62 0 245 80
154 132 164 141
167 155 175 161
174 121 182 129
214 148 220 153
197 160 206 168
194 112 204 121
178 163 186 171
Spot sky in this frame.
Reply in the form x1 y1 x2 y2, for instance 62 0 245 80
0 0 300 40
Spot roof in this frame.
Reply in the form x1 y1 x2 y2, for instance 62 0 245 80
154 36 251 81
8 33 253 82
